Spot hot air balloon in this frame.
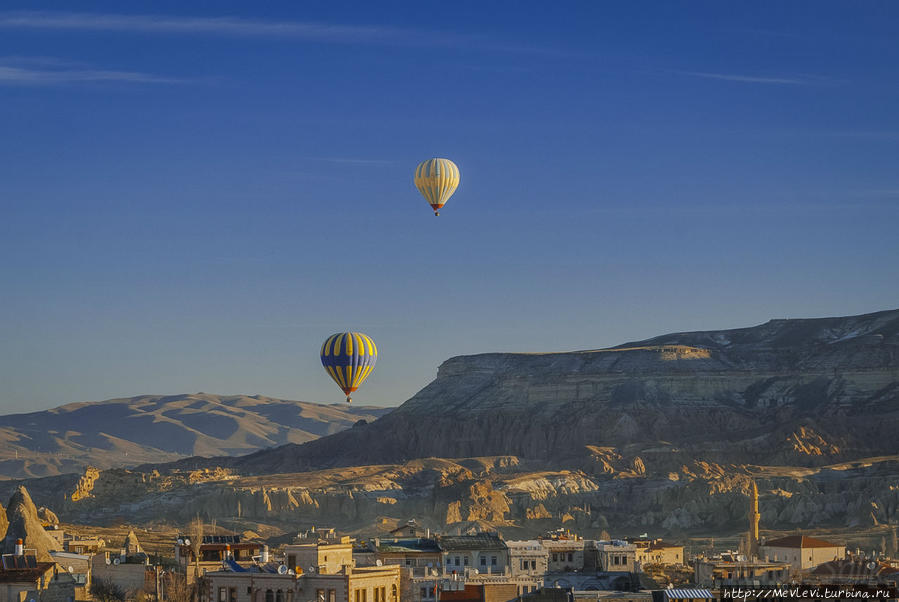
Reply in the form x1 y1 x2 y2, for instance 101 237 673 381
414 158 460 216
320 332 377 403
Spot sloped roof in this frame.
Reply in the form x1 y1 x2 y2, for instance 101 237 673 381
810 559 899 578
764 535 842 549
439 534 505 551
378 538 440 553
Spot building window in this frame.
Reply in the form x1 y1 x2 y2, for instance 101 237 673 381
329 591 336 602
421 588 428 599
276 591 284 602
406 559 412 566
317 591 325 602
392 585 398 601
463 557 469 566
491 556 497 566
455 556 460 566
480 556 487 566
219 588 227 602
552 553 558 562
266 590 274 602
229 588 237 602
567 553 573 562
531 560 536 570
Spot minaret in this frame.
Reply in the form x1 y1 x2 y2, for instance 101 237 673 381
748 480 760 559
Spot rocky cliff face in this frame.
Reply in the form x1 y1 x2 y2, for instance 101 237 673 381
0 501 7 542
2 486 60 561
233 309 899 472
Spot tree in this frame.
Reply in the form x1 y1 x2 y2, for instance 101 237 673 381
165 572 199 602
91 578 126 602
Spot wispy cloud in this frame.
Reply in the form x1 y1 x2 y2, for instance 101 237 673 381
0 10 566 56
0 11 394 39
674 70 811 85
0 57 185 85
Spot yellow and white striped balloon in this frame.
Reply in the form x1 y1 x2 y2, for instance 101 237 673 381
414 158 460 216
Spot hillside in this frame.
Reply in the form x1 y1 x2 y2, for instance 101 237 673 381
0 393 391 479
4 309 899 539
231 308 899 472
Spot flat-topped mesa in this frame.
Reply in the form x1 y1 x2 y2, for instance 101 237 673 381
436 344 715 379
279 308 899 469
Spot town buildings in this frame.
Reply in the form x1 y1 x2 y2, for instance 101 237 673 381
204 548 401 602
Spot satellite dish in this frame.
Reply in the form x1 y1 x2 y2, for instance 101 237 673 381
113 558 121 566
427 562 433 568
278 565 288 575
472 569 478 575
308 566 316 574
185 539 191 546
431 569 438 577
376 560 383 566
105 558 111 565
68 566 74 573
287 569 295 575
177 539 184 546
868 562 877 570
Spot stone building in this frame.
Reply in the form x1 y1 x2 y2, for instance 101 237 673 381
596 541 636 573
693 553 790 587
439 535 508 575
406 570 541 602
632 540 684 566
205 564 401 602
175 535 264 581
284 537 354 575
90 550 151 597
759 535 845 572
49 551 91 600
506 541 547 578
369 538 441 570
542 539 585 573
0 550 76 602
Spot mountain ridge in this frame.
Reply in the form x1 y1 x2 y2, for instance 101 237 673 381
0 393 391 479
223 307 899 473
2 309 898 539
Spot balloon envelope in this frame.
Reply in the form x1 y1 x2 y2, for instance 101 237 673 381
414 158 460 216
320 332 377 403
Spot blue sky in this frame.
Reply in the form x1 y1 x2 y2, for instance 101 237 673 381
1 1 898 413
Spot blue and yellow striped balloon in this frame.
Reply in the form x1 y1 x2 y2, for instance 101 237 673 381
414 158 460 216
320 332 378 403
